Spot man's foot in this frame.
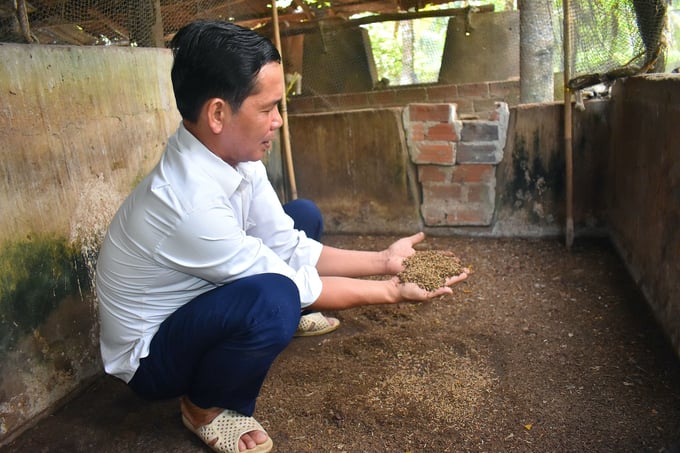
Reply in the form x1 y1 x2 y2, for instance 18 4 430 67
180 396 272 452
294 311 340 337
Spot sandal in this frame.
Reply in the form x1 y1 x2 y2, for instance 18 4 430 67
182 409 273 453
294 311 340 337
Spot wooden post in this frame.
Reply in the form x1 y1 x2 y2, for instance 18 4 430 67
563 0 574 250
271 0 298 201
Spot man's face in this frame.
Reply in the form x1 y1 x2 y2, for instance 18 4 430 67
220 62 284 167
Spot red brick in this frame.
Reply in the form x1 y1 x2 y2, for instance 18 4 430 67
466 183 493 203
426 84 459 102
414 142 455 164
422 182 463 201
452 164 495 183
395 87 428 104
368 89 397 107
489 79 519 97
453 206 493 225
426 123 458 141
418 165 449 183
408 123 425 141
458 82 490 98
450 98 475 116
408 103 453 122
421 204 448 226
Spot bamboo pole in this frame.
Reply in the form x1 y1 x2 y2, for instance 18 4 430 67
563 0 574 250
271 0 298 200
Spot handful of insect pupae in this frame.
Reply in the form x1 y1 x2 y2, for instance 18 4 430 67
397 250 470 292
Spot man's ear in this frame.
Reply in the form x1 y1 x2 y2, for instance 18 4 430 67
206 98 231 134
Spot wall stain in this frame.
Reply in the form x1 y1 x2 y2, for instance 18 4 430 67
509 131 565 224
0 233 91 357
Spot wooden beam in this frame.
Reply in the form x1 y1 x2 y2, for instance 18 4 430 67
259 4 495 36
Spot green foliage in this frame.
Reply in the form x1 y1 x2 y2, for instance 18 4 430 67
0 234 91 352
363 1 516 86
366 0 679 85
365 21 402 83
668 4 680 70
364 17 450 85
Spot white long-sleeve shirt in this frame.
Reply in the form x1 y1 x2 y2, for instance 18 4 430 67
95 122 323 382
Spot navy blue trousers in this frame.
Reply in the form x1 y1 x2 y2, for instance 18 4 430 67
128 199 323 415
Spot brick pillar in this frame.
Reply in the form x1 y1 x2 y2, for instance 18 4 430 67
403 102 509 227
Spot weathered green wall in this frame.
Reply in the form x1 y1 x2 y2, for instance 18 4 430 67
0 44 179 442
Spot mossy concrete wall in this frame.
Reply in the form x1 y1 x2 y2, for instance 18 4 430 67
0 44 180 443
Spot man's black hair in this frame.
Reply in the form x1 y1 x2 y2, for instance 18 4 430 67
170 20 281 122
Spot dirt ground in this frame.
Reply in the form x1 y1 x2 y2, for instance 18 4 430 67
3 235 680 453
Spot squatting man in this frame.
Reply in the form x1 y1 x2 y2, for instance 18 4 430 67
95 19 469 453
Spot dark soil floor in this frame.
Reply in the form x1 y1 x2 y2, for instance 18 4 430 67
3 235 680 453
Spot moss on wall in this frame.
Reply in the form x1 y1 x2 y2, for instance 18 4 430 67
0 234 90 356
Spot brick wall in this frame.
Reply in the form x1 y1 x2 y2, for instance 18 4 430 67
288 79 519 118
403 102 509 226
288 81 516 228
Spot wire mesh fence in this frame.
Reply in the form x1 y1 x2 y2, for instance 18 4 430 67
1 1 677 96
555 0 671 90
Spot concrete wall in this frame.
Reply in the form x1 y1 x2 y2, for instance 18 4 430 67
0 44 180 442
439 10 520 85
301 26 377 95
290 108 421 234
606 75 680 357
495 99 610 237
289 100 609 238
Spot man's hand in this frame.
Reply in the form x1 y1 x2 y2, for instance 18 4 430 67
382 232 427 275
390 271 468 302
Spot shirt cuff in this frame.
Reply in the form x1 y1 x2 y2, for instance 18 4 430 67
292 264 323 308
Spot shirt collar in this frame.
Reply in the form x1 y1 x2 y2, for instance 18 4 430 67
174 122 245 196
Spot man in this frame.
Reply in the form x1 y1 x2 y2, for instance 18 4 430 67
95 20 468 453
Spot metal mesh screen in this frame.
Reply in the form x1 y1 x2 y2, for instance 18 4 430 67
0 1 675 90
1 0 266 46
554 0 671 90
